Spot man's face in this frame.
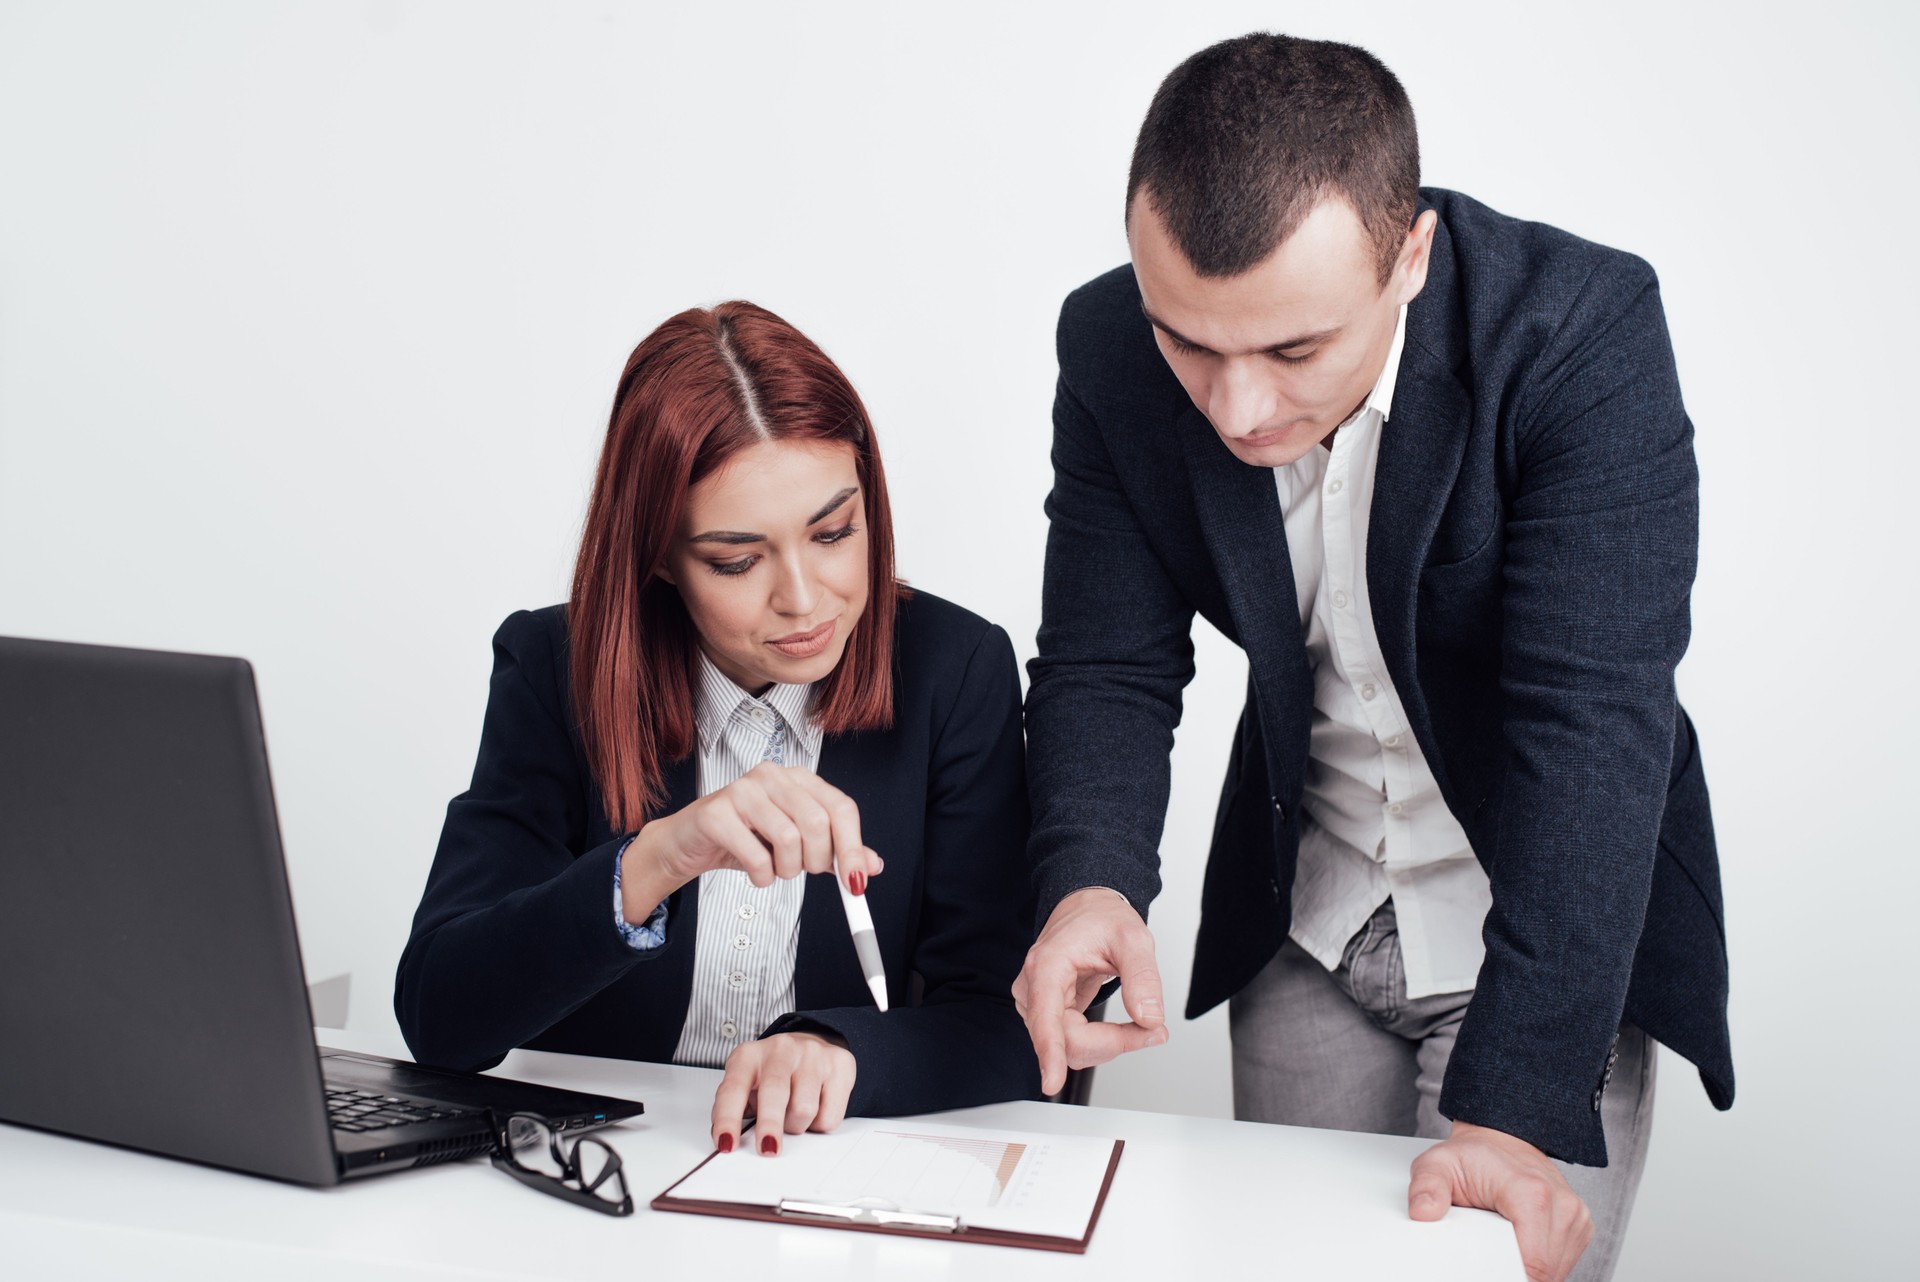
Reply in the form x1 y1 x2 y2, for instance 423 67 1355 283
1128 193 1435 469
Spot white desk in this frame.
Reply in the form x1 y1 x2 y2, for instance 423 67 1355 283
1 1028 1521 1279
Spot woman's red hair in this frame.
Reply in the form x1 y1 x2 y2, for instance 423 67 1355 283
569 301 903 832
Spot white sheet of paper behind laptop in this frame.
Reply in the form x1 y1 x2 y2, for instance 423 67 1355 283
668 1117 1120 1240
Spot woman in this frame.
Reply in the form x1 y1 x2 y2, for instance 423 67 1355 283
394 301 1040 1154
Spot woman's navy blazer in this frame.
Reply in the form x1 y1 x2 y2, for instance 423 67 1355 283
395 589 1042 1117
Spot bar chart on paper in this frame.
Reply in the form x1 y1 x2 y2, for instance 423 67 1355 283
813 1130 1027 1209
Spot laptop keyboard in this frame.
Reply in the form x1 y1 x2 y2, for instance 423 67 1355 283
325 1084 477 1133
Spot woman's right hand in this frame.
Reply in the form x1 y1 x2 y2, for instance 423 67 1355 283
619 762 884 923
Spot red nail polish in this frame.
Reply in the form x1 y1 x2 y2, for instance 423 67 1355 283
761 1133 778 1155
850 871 866 897
717 1133 733 1153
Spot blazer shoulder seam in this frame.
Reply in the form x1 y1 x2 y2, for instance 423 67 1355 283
925 619 1005 752
498 609 574 741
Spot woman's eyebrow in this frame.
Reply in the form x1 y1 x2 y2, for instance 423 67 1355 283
687 486 861 545
807 486 860 524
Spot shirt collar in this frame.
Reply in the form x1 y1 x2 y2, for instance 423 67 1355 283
1368 303 1409 424
692 649 816 757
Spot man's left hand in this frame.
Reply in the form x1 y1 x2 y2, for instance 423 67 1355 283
1408 1121 1593 1282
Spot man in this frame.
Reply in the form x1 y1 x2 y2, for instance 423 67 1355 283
1014 34 1732 1282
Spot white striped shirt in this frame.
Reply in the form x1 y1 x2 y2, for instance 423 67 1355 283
667 653 823 1067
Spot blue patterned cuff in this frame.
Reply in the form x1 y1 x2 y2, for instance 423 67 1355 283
612 836 669 950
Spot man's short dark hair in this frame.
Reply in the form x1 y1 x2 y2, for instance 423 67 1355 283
1127 34 1420 283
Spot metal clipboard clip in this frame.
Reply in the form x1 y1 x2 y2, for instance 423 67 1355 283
776 1195 964 1233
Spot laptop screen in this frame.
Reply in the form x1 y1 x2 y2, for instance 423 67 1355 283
0 636 338 1184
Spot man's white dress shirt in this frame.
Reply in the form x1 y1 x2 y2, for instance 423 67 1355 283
1274 305 1493 999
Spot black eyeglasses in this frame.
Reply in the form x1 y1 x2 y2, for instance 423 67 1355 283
489 1111 634 1216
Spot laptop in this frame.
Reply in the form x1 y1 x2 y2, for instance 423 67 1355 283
0 634 644 1185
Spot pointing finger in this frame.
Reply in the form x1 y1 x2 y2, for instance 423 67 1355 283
1016 953 1075 1096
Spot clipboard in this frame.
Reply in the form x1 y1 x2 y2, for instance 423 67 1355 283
651 1121 1126 1254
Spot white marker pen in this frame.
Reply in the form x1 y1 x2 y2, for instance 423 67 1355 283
836 862 889 1012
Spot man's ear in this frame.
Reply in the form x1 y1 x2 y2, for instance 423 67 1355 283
1394 209 1438 306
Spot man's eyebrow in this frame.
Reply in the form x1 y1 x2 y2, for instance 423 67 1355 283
687 486 860 545
1140 303 1337 355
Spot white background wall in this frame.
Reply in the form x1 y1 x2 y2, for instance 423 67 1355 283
2 2 1913 1276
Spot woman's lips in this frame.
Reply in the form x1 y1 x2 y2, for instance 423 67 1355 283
767 618 837 659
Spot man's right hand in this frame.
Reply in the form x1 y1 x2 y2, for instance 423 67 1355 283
1012 887 1169 1095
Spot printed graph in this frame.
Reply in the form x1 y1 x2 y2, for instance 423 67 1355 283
811 1129 1029 1209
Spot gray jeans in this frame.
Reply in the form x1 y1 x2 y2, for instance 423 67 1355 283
1229 901 1655 1282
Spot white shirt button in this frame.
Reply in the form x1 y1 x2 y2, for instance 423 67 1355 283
1360 683 1377 701
727 971 746 989
1388 802 1405 816
1332 590 1349 609
1384 735 1403 749
732 934 750 950
721 1020 738 1039
738 904 757 919
1327 479 1345 495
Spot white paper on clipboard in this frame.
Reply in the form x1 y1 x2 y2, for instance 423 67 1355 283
664 1117 1120 1241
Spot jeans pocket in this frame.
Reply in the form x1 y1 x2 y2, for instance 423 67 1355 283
1338 900 1403 1018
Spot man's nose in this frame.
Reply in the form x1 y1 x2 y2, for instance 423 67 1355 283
1206 360 1277 440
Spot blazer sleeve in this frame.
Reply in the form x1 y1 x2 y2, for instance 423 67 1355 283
393 611 674 1072
1023 351 1198 926
769 623 1043 1115
1438 261 1698 1167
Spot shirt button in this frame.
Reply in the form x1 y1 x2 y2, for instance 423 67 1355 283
1332 590 1349 609
732 934 750 950
738 904 757 920
1327 479 1344 495
1384 735 1403 749
722 1020 738 1039
1388 802 1405 816
1360 683 1377 700
727 971 746 989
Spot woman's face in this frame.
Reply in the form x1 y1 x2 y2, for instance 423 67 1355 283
660 438 870 695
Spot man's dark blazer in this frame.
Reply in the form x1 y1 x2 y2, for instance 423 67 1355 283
395 589 1041 1118
1026 188 1731 1166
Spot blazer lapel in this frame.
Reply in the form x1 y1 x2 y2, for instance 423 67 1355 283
655 754 700 940
794 733 884 1006
1367 213 1473 712
1181 408 1314 789
627 750 703 1062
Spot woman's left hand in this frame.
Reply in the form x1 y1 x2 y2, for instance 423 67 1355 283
710 1031 857 1156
